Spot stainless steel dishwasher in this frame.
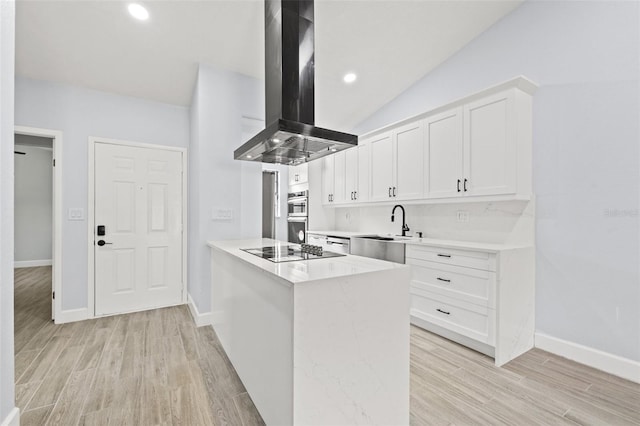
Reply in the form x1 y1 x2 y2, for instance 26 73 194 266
325 235 350 254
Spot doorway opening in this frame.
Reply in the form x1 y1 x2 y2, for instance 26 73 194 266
13 126 62 322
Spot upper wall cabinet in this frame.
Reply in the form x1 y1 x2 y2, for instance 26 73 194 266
369 120 424 202
321 76 536 206
288 163 308 187
425 89 523 199
322 145 367 206
463 90 516 197
425 107 464 199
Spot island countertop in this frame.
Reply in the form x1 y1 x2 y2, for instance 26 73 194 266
207 238 408 285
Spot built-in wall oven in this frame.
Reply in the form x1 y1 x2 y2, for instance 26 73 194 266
287 190 308 244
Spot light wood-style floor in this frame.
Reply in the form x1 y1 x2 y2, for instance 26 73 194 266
15 266 640 425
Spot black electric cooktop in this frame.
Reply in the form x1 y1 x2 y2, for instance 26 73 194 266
241 245 346 263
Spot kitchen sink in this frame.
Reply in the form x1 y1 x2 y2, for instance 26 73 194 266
350 236 406 264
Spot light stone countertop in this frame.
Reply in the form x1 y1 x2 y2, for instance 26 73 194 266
307 230 529 253
207 238 408 285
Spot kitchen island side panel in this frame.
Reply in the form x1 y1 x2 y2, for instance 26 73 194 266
210 247 294 426
292 267 411 425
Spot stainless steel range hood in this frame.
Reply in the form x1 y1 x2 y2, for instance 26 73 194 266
234 0 358 165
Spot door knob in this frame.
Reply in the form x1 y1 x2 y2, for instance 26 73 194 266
97 240 112 246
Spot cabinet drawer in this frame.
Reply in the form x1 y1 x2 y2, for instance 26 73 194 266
406 244 495 271
408 259 495 308
410 290 495 345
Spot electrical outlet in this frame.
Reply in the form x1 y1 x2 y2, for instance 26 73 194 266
212 208 233 221
456 210 469 223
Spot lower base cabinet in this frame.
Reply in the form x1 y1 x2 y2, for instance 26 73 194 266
406 243 534 366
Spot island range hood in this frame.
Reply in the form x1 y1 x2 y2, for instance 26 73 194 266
234 0 358 165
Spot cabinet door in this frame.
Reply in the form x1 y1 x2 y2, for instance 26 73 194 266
333 151 347 204
297 163 308 184
288 165 297 186
344 147 358 202
425 107 464 199
464 90 516 196
356 142 370 202
369 132 393 201
321 155 334 205
394 120 424 200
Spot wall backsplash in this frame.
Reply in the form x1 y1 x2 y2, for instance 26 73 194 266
335 199 534 246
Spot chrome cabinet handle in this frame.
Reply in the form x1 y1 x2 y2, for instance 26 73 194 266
436 308 450 315
464 178 468 192
393 187 397 197
457 179 461 192
388 187 392 197
437 277 451 283
437 254 451 258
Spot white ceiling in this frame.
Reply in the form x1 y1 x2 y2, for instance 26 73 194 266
16 0 522 131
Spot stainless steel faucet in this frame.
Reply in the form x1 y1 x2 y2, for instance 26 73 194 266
391 205 410 237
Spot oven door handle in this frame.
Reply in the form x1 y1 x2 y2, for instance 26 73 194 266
287 217 308 222
287 197 308 204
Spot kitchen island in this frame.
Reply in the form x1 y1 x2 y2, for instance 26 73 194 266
208 238 411 426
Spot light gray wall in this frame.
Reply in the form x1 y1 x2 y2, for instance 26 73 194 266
353 1 640 361
15 77 190 311
188 65 266 313
14 143 53 263
0 0 16 421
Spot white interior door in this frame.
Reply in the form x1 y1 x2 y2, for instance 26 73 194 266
94 142 183 316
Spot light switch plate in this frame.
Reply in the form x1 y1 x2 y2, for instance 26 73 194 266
212 208 233 221
68 208 85 221
456 210 469 223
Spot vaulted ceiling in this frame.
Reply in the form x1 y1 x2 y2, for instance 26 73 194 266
16 0 522 130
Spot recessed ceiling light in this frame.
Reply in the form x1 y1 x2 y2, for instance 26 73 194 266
330 148 337 152
272 138 281 143
343 73 357 84
128 3 149 21
246 155 253 159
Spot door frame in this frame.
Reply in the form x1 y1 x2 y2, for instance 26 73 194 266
87 137 188 318
14 125 63 321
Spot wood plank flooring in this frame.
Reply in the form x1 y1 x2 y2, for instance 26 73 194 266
15 267 263 426
15 266 640 425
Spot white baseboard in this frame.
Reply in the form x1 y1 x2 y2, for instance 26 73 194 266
535 333 640 384
1 407 19 426
55 307 89 324
187 294 213 327
14 259 52 268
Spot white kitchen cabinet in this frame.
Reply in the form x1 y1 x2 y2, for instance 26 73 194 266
333 151 347 203
463 90 517 196
369 120 424 202
369 131 393 201
356 142 369 202
424 87 530 200
360 77 535 205
344 147 358 202
288 163 308 186
321 155 334 205
394 120 424 200
405 242 534 366
424 107 464 198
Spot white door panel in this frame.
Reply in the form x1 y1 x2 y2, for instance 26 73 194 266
425 108 464 198
369 132 393 201
95 143 183 316
464 90 517 196
394 120 424 200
